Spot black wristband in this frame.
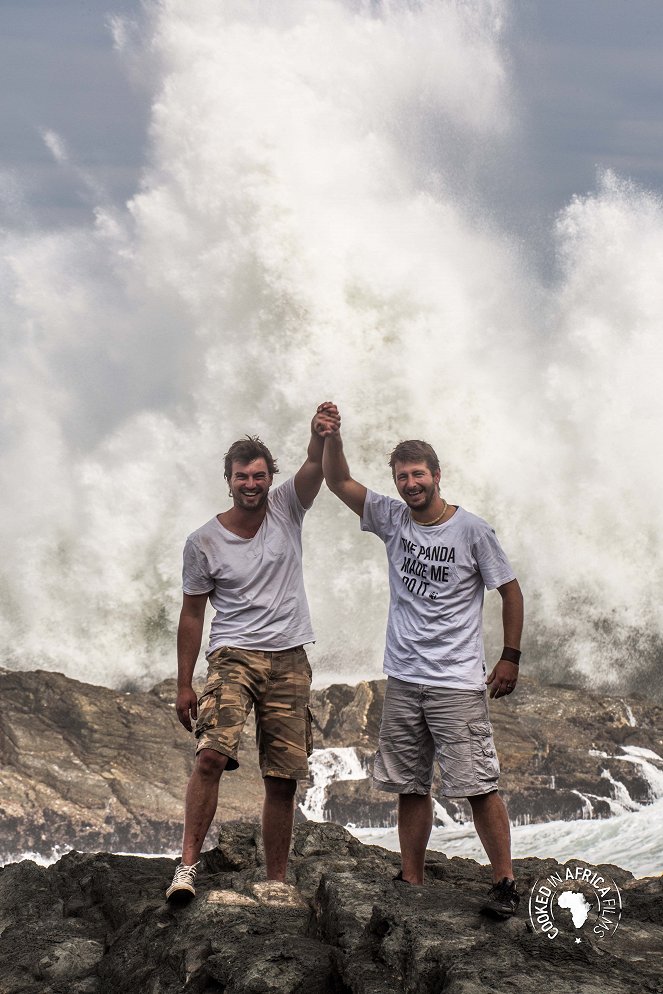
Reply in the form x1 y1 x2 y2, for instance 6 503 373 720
501 646 521 665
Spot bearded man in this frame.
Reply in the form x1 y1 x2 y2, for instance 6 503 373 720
321 411 524 918
166 403 339 903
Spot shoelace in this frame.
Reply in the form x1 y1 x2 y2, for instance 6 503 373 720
173 862 198 882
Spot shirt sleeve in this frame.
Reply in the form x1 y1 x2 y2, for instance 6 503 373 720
471 528 516 590
182 537 214 595
360 490 399 542
269 476 306 527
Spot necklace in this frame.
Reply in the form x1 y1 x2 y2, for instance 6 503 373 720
413 499 447 527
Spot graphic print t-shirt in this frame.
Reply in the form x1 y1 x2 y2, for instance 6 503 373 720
182 476 314 653
361 491 515 689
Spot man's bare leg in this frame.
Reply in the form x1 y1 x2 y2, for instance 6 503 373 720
468 790 513 881
262 776 297 881
181 749 229 865
397 792 433 884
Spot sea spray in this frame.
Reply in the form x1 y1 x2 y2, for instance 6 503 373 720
0 1 662 694
300 747 367 822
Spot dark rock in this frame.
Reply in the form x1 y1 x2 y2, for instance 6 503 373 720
312 675 663 829
311 681 385 747
2 669 663 861
0 823 661 994
323 778 397 828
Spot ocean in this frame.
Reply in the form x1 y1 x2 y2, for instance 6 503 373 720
352 798 663 880
5 743 662 875
7 796 661 879
302 746 663 878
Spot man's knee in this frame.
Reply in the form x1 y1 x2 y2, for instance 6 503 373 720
264 775 297 800
195 748 229 779
398 791 431 806
467 789 502 811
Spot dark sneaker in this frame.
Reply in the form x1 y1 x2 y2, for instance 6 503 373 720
166 862 199 904
481 877 520 918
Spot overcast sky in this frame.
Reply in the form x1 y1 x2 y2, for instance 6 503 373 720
1 0 662 234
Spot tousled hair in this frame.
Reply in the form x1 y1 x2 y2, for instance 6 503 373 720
224 436 279 480
388 439 440 477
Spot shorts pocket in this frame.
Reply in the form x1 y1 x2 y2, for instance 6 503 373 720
195 691 219 739
295 655 312 707
294 647 312 685
467 720 500 782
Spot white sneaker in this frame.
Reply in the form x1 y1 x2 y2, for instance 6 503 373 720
166 861 199 903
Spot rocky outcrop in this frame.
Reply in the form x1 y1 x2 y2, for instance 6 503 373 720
0 822 661 994
1 668 663 860
0 668 265 860
313 677 663 827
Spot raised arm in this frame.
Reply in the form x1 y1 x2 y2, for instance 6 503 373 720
294 402 341 508
322 428 368 518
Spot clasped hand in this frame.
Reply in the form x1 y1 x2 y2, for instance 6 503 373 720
312 401 341 437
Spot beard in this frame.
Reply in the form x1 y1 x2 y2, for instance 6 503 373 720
402 483 436 512
233 488 270 512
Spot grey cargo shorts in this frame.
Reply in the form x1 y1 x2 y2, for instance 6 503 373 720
372 676 500 797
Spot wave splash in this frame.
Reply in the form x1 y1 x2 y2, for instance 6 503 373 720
1 2 662 692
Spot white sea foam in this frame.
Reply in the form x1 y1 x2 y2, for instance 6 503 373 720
615 748 663 800
571 790 595 820
310 742 663 877
0 849 178 869
0 847 69 868
600 768 640 813
622 745 663 766
433 800 457 828
300 747 367 822
352 794 663 879
1 1 663 695
4 806 661 879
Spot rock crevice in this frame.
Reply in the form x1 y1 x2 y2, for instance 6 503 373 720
0 822 661 994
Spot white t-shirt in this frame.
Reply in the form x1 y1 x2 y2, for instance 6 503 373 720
361 491 516 689
182 476 314 653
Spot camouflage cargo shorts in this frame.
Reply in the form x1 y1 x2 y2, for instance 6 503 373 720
195 644 313 780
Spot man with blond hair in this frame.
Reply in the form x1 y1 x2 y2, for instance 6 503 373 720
320 410 524 917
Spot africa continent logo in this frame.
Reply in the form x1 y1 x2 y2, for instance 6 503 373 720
528 862 622 943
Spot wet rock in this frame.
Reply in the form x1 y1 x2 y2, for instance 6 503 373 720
0 668 264 859
0 823 661 994
313 675 663 828
2 669 663 862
